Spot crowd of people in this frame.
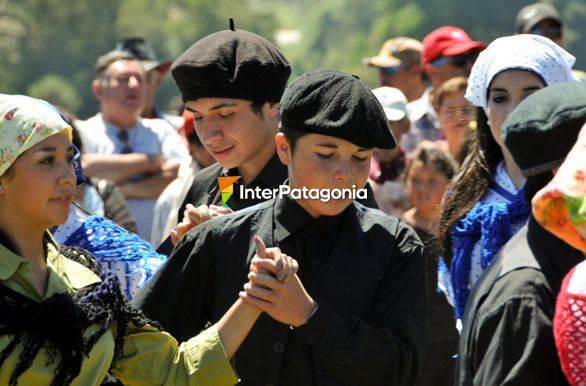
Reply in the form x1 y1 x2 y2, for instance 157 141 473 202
1 2 586 385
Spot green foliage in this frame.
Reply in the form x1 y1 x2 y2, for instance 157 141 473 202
26 74 81 113
0 0 585 116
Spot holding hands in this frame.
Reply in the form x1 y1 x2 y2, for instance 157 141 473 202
240 236 318 327
170 204 233 245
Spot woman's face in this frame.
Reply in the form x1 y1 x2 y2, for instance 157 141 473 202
486 69 545 149
0 131 75 232
438 91 474 142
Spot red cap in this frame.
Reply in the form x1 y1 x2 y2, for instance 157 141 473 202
422 26 486 64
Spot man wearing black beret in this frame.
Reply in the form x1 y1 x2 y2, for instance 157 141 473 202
136 69 428 385
456 81 586 386
156 20 291 250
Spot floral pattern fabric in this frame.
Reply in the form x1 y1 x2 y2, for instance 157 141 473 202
532 126 586 254
0 94 71 176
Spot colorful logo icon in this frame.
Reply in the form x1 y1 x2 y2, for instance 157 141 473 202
217 176 241 207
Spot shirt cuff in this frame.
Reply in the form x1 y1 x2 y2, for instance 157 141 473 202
184 325 240 385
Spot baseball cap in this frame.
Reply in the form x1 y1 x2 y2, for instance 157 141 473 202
371 87 408 121
116 37 172 73
516 3 562 34
422 26 486 65
363 37 423 68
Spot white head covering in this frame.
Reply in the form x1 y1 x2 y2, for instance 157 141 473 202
465 34 576 110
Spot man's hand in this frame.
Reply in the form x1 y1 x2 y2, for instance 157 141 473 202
240 236 316 327
169 203 233 245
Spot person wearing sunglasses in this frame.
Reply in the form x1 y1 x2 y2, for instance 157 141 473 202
515 2 586 81
77 50 189 242
404 26 485 153
363 37 426 103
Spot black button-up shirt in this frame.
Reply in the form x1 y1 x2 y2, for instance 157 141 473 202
179 152 288 217
136 197 427 386
457 217 584 386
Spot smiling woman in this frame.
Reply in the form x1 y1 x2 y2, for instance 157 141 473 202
0 94 294 386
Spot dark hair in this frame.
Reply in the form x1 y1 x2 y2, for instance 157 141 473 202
279 126 310 154
57 107 83 152
250 100 280 118
405 145 458 182
187 131 202 146
0 150 17 252
438 109 504 264
0 228 18 254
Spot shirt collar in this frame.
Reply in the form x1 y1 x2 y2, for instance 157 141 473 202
220 151 287 189
407 87 437 122
274 196 314 243
0 232 58 279
314 211 346 242
0 241 25 280
273 196 350 243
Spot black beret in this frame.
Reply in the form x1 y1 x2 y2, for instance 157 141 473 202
280 69 396 149
503 81 586 177
171 22 291 103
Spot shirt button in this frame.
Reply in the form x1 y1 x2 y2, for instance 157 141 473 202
273 341 285 353
311 259 319 267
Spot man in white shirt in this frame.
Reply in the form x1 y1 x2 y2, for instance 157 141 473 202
77 50 188 241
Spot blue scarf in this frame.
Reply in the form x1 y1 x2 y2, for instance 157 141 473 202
63 216 167 299
450 186 531 320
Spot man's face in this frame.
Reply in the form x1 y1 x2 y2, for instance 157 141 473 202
97 59 145 120
185 98 278 171
277 133 372 218
529 19 563 46
425 50 478 88
378 65 406 88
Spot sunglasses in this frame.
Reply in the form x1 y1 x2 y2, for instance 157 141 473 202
379 65 402 75
431 51 479 68
528 25 562 40
117 131 133 154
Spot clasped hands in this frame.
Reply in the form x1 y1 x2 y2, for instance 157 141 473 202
239 236 318 328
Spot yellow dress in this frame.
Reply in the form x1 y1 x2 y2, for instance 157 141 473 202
0 234 239 386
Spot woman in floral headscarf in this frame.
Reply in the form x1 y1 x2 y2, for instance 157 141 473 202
538 125 586 386
437 34 577 327
0 94 297 386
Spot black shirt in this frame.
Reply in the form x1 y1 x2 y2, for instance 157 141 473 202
135 197 428 386
179 152 288 217
457 217 583 386
411 226 458 386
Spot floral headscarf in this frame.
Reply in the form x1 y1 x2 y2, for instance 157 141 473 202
466 34 576 111
0 94 72 177
532 125 586 253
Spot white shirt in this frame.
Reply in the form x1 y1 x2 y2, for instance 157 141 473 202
77 113 189 241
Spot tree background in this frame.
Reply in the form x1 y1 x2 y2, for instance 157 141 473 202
1 0 584 118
